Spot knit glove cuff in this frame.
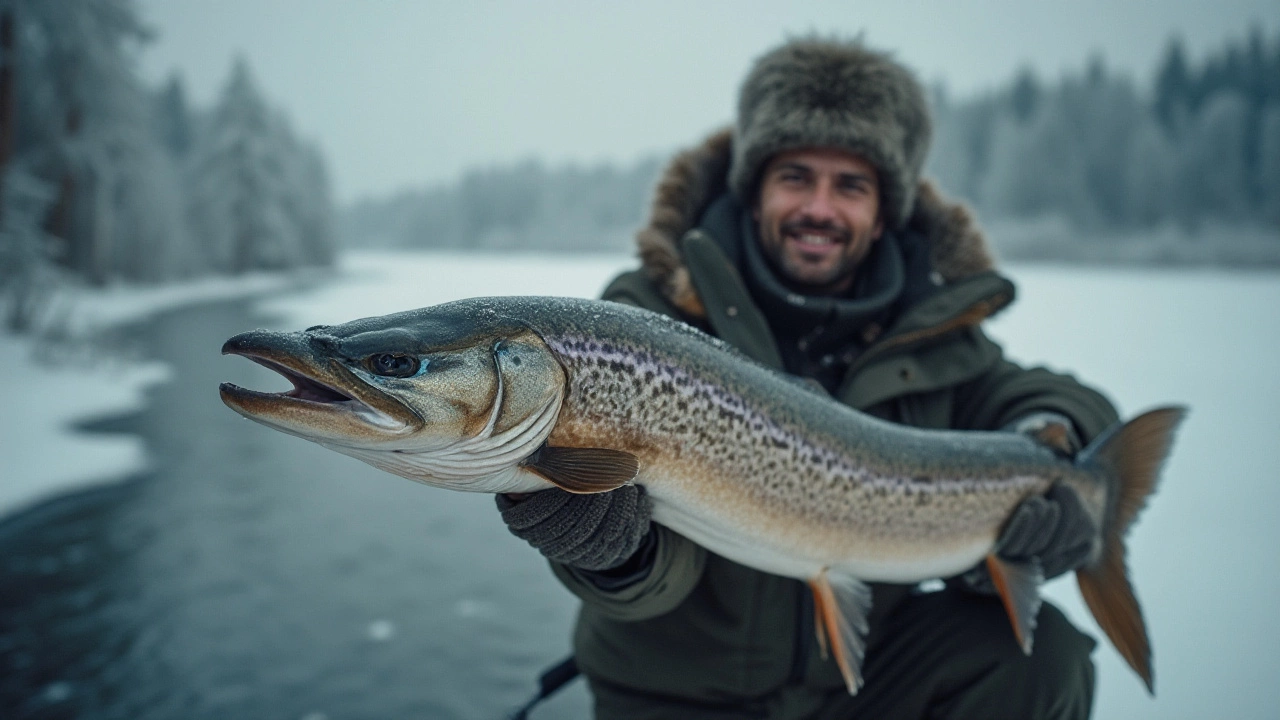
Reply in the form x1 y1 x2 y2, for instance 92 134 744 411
496 485 652 571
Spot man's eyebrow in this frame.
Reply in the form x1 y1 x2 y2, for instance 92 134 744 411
838 170 876 185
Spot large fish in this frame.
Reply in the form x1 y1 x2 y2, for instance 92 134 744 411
219 296 1184 695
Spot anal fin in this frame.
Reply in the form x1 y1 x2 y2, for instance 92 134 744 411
808 569 873 695
520 445 638 493
985 554 1044 655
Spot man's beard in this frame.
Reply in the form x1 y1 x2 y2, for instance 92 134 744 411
761 218 866 295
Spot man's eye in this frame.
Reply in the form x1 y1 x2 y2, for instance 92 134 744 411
366 353 420 378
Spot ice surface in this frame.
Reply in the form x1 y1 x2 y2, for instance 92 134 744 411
986 265 1280 719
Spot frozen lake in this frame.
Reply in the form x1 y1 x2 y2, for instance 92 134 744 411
1 251 1277 719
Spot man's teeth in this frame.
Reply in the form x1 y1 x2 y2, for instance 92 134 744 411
797 234 835 245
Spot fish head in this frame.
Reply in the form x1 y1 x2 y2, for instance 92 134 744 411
219 303 567 490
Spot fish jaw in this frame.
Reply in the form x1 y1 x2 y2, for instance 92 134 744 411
220 328 422 447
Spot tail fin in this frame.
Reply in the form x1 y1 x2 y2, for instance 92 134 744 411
1075 406 1187 695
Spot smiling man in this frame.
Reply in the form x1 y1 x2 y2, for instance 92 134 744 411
497 37 1120 719
754 149 885 295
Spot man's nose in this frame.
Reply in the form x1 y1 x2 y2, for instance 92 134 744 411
800 181 839 222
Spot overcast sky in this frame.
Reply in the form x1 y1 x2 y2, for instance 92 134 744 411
136 0 1278 205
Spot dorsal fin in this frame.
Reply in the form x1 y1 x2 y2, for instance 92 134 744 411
521 446 638 493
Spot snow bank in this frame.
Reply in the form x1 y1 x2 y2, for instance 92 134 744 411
0 336 168 518
0 270 306 519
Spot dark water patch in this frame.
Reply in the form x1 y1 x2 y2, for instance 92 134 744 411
71 412 143 437
1 297 587 719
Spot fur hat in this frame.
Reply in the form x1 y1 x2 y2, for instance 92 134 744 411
729 37 932 230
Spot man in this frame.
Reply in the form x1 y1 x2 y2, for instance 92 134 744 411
498 37 1118 719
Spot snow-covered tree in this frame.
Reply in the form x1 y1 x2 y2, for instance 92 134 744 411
153 73 192 159
186 57 334 273
1254 102 1280 224
1181 91 1252 221
0 160 59 331
0 0 193 286
1124 119 1179 227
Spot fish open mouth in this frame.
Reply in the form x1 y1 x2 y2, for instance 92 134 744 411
221 356 360 407
219 329 416 439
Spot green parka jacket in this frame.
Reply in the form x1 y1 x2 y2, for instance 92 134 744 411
551 130 1120 711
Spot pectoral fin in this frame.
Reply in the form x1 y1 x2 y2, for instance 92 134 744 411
985 554 1044 655
809 569 873 695
520 445 638 493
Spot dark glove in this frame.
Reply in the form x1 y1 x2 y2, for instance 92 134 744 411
959 413 1096 592
495 485 652 571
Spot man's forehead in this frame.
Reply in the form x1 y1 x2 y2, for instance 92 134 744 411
765 148 879 178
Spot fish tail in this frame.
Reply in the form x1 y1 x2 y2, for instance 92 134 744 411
1074 405 1187 696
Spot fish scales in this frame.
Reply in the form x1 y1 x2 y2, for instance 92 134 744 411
541 317 1064 579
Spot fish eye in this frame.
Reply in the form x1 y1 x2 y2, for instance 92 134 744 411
365 353 420 378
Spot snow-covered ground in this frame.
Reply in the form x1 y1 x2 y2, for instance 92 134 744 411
0 270 307 519
3 250 1278 718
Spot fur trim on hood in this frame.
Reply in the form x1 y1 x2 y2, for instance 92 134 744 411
637 129 996 319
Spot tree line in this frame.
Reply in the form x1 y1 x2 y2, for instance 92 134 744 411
0 0 334 332
342 157 661 253
929 26 1280 233
349 24 1278 257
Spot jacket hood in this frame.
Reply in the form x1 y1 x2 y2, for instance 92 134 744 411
636 128 997 319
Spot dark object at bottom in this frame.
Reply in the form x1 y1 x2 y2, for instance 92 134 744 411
586 590 1097 719
508 655 581 720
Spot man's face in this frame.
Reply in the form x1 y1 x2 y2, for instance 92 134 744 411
753 148 884 296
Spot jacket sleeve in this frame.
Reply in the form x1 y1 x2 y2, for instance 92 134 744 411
538 270 710 620
550 525 708 621
950 341 1120 444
